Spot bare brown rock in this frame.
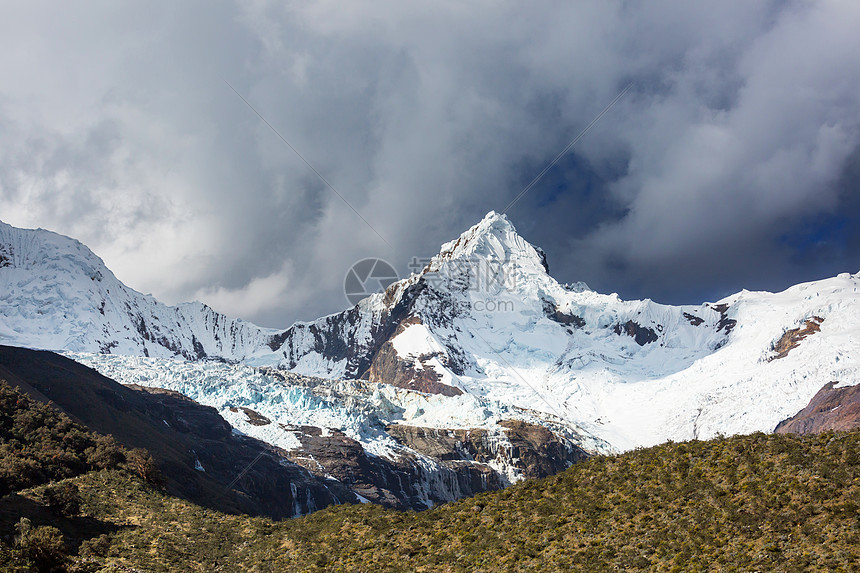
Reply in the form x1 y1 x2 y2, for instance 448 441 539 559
365 341 462 396
683 312 705 326
770 316 824 360
499 419 589 479
613 320 658 346
285 425 501 509
710 304 737 335
388 420 588 482
775 381 860 435
227 406 272 426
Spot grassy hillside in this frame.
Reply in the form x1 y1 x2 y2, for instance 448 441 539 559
0 346 356 519
0 379 158 572
1 376 859 573
0 380 132 497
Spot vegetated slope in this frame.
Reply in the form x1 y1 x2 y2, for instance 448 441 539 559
4 430 860 572
0 345 356 518
0 379 128 497
0 377 147 571
278 432 860 572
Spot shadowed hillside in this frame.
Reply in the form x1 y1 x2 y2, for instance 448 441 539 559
0 346 356 519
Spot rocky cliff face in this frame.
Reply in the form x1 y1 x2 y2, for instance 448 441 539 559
275 419 588 510
775 382 860 435
285 425 504 509
388 420 588 481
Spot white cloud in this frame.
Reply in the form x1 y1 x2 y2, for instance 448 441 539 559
193 263 294 321
1 0 859 324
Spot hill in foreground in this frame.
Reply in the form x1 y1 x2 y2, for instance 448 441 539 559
1 392 858 572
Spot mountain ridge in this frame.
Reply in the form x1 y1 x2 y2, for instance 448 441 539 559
0 219 281 361
3 214 860 454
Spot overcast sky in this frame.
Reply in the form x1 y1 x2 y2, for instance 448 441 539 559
1 1 859 327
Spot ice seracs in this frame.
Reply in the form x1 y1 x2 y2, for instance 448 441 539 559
68 351 598 508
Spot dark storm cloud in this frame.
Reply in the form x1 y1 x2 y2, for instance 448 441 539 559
1 1 858 326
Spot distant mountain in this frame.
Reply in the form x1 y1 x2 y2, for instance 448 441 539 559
3 213 860 456
268 211 733 390
0 220 281 361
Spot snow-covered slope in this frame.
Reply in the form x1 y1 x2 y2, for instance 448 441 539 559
0 220 283 360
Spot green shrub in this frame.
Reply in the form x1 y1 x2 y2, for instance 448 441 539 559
42 482 82 517
126 448 163 487
15 518 68 572
79 534 112 558
0 380 128 495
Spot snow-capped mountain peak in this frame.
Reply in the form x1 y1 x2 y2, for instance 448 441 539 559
421 210 550 286
4 216 860 456
435 211 543 263
0 220 110 279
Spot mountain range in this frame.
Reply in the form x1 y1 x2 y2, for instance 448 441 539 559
2 212 860 511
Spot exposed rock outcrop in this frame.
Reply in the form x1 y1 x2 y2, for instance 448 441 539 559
498 420 590 478
775 381 860 435
710 303 737 335
280 419 590 511
389 421 588 481
613 320 659 346
286 425 500 509
364 341 462 396
227 406 272 426
770 316 824 361
542 299 586 327
683 312 705 326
